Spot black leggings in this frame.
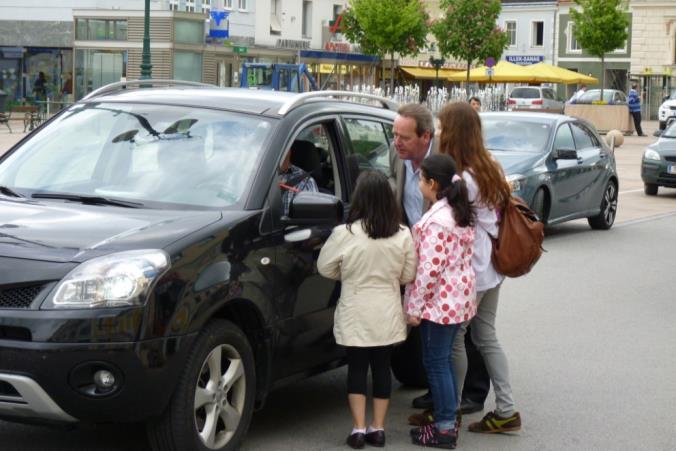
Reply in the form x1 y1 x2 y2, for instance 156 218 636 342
346 345 393 399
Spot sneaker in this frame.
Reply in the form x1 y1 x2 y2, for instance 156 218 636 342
411 425 457 449
408 409 434 426
468 411 521 433
411 418 461 438
412 391 434 409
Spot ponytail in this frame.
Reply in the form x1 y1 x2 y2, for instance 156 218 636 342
421 154 476 228
439 179 474 228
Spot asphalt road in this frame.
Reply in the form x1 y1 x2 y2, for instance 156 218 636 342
1 121 675 450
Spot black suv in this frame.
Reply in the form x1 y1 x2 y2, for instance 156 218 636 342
0 81 422 450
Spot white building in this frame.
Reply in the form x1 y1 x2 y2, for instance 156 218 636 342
498 0 558 66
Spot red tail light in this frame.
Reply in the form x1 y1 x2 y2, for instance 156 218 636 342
532 99 544 105
507 99 517 104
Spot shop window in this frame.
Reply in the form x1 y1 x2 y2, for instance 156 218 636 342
175 20 204 44
75 49 127 99
76 19 127 41
174 51 203 82
531 21 544 47
88 19 108 40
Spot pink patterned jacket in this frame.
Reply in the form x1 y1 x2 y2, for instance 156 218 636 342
404 198 477 325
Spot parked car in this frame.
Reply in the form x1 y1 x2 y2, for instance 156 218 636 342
573 89 627 105
506 86 565 114
482 112 619 229
0 82 423 450
657 89 676 131
641 118 676 195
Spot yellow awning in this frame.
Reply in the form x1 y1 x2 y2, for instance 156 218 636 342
526 62 598 85
447 61 540 83
400 66 463 80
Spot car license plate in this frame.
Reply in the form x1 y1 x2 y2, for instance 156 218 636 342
668 164 676 175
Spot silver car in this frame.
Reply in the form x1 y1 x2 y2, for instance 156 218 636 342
507 86 565 114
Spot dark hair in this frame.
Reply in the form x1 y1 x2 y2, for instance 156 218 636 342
420 154 475 228
631 83 638 90
468 96 481 105
347 171 402 239
397 103 435 137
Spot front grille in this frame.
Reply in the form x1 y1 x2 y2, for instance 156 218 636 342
670 106 676 111
0 285 44 309
664 156 676 163
0 381 20 397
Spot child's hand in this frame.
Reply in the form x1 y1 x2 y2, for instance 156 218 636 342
406 315 421 327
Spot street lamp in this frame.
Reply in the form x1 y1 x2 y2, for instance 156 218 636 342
429 56 445 90
140 0 153 79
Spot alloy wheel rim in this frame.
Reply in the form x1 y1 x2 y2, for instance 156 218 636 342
604 184 617 224
194 344 246 449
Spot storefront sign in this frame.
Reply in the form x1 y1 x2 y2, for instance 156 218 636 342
506 55 544 65
209 10 230 39
233 46 247 55
324 41 352 52
276 39 310 50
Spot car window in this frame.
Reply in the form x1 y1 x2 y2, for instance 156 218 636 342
343 118 392 186
510 87 541 99
286 123 337 196
542 89 555 100
554 124 575 150
0 103 273 208
483 118 552 153
571 123 595 149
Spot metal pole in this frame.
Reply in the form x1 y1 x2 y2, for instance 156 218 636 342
140 0 153 79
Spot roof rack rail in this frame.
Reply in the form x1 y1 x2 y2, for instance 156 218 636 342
82 79 213 101
278 90 399 115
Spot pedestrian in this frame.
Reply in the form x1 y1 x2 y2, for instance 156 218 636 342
317 170 417 450
568 84 587 103
468 96 482 112
406 153 477 449
628 83 646 137
32 71 47 101
438 101 523 434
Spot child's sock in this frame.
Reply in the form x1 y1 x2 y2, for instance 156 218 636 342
366 426 384 433
351 428 366 435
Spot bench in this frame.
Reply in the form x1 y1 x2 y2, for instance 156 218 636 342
0 111 10 133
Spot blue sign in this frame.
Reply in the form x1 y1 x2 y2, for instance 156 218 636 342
209 10 230 39
506 55 544 65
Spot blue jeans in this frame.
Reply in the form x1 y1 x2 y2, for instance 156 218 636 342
420 320 460 431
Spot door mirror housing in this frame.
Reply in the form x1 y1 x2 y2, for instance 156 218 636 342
555 148 578 160
283 191 343 226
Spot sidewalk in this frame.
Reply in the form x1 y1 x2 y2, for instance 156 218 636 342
0 120 29 156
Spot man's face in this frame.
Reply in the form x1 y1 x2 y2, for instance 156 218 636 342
470 99 481 112
393 115 431 162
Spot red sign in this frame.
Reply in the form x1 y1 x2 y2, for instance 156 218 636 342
325 41 351 52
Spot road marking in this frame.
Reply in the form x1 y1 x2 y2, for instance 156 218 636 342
616 211 676 228
619 189 644 194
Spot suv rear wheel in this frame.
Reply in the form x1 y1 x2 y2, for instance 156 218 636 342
147 320 256 451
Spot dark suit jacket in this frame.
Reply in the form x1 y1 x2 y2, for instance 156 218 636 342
389 139 439 226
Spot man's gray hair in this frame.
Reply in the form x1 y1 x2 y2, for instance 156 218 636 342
397 103 434 137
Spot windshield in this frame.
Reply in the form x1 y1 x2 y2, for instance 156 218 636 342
483 118 552 153
510 88 541 99
0 102 273 208
579 90 624 103
662 120 676 138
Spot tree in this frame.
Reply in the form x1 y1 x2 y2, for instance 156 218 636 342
570 0 629 102
342 0 429 93
432 0 509 96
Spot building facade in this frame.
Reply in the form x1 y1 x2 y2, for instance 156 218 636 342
499 0 557 66
555 0 632 100
628 0 676 119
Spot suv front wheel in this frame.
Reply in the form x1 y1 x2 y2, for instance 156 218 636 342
147 320 256 451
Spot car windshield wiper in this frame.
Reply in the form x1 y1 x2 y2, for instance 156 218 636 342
0 185 25 198
31 193 144 208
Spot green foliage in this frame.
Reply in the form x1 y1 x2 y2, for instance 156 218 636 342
432 0 509 71
570 0 629 58
342 0 429 59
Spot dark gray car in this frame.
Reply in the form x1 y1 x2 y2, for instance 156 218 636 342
482 112 619 229
641 119 676 194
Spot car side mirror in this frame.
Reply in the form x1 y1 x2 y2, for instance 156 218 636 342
283 191 343 226
555 148 578 160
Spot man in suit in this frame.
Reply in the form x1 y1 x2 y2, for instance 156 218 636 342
391 104 490 418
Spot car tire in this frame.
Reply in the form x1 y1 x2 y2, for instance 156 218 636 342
391 327 428 388
588 181 618 230
147 320 256 451
644 183 658 196
531 188 547 224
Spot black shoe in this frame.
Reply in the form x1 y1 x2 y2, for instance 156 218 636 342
346 432 365 449
365 430 385 447
412 391 434 409
458 401 484 415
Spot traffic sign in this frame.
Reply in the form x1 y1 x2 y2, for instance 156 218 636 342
485 67 494 77
485 57 496 68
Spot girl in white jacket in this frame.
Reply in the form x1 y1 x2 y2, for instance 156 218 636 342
318 170 417 449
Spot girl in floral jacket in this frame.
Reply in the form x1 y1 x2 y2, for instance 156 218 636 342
405 153 477 449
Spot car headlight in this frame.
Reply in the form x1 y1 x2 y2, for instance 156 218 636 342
643 148 661 161
506 174 526 192
45 250 170 309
